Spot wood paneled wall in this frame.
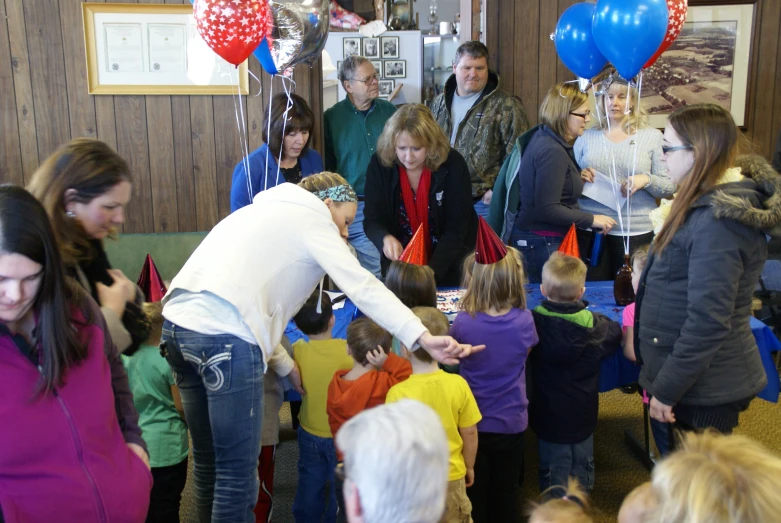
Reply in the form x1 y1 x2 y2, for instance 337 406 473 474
0 0 322 233
484 0 781 160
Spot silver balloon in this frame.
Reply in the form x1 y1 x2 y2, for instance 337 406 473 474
267 0 330 73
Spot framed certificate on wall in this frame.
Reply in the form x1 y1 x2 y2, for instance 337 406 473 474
83 3 249 95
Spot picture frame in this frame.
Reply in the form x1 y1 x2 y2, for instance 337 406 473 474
381 36 400 59
384 60 406 79
82 2 248 95
370 60 383 75
362 37 380 59
642 1 756 128
378 79 395 98
343 37 361 59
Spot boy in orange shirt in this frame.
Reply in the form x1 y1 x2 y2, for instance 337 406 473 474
327 317 412 440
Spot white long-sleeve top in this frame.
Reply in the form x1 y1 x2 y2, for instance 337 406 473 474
162 183 427 371
574 127 676 235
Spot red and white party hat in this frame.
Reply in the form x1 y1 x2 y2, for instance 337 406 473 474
399 224 428 265
136 254 168 302
558 223 580 258
475 217 508 264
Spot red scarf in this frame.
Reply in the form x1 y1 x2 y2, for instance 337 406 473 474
399 166 432 255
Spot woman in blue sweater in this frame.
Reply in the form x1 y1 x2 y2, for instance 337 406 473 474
509 83 616 283
230 93 323 212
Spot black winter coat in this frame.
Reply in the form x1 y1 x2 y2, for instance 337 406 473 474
363 149 478 286
636 156 781 408
529 300 622 444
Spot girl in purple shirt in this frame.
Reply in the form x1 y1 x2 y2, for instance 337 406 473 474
451 246 538 523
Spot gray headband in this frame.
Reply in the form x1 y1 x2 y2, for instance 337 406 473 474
314 184 358 203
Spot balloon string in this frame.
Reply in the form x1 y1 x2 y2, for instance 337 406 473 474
264 79 275 192
603 90 626 239
231 67 253 206
248 69 263 97
624 71 644 255
274 76 296 187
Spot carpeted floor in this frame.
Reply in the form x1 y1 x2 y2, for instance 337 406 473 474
179 388 781 523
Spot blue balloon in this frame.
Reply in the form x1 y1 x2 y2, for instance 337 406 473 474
555 3 608 80
592 0 668 80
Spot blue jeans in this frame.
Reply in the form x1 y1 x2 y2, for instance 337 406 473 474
162 321 264 523
293 427 339 523
474 199 490 219
651 419 671 458
349 201 382 278
507 229 564 284
538 435 594 497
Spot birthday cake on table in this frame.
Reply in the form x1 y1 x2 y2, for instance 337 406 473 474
436 289 465 317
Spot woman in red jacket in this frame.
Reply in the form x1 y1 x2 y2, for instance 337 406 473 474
0 185 151 523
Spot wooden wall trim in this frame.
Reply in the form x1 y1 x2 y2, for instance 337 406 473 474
0 0 324 233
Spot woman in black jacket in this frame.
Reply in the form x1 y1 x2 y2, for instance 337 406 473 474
636 103 781 440
364 104 478 286
509 82 616 283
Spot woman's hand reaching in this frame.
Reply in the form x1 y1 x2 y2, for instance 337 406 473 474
416 332 485 365
581 167 596 183
96 269 136 318
591 214 617 234
382 234 404 261
622 174 651 197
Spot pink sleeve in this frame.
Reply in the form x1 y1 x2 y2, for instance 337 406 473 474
621 303 635 331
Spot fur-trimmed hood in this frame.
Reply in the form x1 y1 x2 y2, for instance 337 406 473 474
706 155 781 236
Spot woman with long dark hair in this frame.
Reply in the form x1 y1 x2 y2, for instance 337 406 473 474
0 185 151 522
636 103 781 440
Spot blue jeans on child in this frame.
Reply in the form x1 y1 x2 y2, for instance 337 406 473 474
293 427 339 522
507 229 564 284
538 435 594 496
161 321 264 523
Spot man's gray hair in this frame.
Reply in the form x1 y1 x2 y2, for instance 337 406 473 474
339 55 371 84
336 400 449 523
453 40 489 67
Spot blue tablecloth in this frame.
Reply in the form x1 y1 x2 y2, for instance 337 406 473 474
285 281 781 403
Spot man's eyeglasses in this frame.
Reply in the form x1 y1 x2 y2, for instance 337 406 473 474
351 73 380 84
661 145 693 155
569 110 591 120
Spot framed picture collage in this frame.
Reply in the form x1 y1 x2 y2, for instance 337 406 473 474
337 35 405 100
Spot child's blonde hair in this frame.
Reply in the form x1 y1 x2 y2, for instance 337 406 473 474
630 245 649 272
541 252 587 303
648 430 781 523
528 478 593 523
618 482 657 523
459 247 527 315
141 302 164 347
407 306 449 364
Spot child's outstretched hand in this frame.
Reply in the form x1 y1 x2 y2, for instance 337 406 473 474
365 345 388 369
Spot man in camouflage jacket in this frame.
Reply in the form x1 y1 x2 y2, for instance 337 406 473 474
430 41 529 216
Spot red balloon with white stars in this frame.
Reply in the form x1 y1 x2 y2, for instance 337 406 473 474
644 0 688 69
193 0 271 66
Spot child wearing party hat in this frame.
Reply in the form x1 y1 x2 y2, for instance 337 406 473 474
528 252 621 497
450 217 537 523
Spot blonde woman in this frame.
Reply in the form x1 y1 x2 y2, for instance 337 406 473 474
364 104 478 286
160 171 483 522
510 83 616 283
575 76 676 279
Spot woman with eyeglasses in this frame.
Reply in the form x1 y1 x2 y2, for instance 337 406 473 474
636 103 781 443
508 82 616 283
574 76 676 279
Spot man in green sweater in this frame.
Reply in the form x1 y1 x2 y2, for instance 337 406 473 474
324 56 396 278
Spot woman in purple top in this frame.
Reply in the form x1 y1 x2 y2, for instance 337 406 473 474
450 246 537 523
0 186 151 522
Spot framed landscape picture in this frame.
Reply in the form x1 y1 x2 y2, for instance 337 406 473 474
642 2 756 128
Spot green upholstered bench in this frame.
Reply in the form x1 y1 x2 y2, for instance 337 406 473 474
103 232 208 284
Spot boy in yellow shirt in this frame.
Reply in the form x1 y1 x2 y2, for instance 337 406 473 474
386 307 482 523
292 292 353 522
